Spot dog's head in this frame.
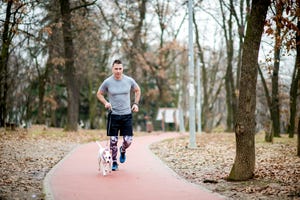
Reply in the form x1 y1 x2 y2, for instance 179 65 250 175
102 148 112 163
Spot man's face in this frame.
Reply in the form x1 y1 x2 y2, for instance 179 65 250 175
112 63 123 80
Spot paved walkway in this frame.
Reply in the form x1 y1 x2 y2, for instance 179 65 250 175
43 132 224 200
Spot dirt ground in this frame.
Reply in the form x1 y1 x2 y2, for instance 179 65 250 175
150 132 300 200
0 126 299 200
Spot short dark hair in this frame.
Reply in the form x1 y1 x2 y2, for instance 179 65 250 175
112 59 122 66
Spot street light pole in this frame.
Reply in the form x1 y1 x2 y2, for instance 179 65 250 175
197 60 202 134
188 0 196 148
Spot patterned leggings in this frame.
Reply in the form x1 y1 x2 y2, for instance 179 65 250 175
110 136 133 162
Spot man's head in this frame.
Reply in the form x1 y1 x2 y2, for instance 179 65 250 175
112 59 123 80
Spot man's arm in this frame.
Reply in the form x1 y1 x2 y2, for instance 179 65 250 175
132 85 141 112
97 90 111 109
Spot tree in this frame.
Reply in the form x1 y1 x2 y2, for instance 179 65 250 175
101 0 187 123
39 0 63 126
288 43 299 138
193 5 224 133
228 0 270 181
0 1 23 127
219 0 236 132
58 0 96 131
29 47 50 125
0 1 42 127
287 2 300 138
258 1 284 138
259 0 286 137
33 0 63 126
297 119 300 157
122 0 147 77
269 0 284 137
200 0 250 132
258 1 299 138
214 0 250 132
73 6 113 129
59 0 79 131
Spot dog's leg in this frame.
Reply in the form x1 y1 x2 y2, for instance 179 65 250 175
98 158 101 171
100 161 105 176
109 161 112 173
101 162 107 176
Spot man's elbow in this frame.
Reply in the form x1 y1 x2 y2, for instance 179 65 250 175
136 86 141 93
96 91 102 99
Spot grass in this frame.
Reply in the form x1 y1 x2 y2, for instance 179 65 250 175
8 125 151 143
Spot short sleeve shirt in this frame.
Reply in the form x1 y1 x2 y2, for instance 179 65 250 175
98 75 139 115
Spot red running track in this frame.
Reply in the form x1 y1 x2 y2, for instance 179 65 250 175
43 132 224 200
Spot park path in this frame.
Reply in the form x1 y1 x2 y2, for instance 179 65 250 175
43 132 224 200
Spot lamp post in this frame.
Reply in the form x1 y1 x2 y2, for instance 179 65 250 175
197 60 202 134
188 0 196 148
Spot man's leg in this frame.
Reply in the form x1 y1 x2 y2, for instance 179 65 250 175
121 136 133 151
110 136 119 170
119 114 133 163
120 136 132 163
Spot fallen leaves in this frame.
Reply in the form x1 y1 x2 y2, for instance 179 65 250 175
0 125 110 199
0 128 78 199
0 127 299 200
150 132 300 200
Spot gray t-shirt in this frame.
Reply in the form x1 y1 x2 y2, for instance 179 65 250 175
98 74 139 115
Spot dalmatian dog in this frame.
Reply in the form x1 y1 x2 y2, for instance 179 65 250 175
96 141 112 176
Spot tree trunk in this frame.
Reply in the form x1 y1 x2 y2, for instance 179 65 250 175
37 73 46 124
60 0 79 131
297 119 300 157
228 0 270 181
236 0 249 99
219 0 237 132
288 19 300 138
271 3 284 137
271 50 281 137
193 12 209 132
88 78 97 129
127 0 147 77
265 121 273 143
288 63 299 138
35 55 51 125
257 2 283 137
0 1 13 127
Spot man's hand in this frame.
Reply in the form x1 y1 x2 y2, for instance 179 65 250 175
131 104 139 112
105 102 112 110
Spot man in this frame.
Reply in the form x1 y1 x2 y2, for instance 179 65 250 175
97 59 141 171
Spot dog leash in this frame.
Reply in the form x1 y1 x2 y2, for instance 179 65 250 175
107 108 112 136
106 108 112 149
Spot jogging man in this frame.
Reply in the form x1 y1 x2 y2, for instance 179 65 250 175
97 59 141 170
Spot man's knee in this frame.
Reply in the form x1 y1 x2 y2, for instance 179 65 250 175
124 136 133 143
110 136 118 145
123 136 133 149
